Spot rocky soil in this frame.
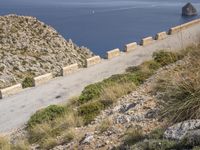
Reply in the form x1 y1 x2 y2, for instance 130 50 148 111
0 14 93 89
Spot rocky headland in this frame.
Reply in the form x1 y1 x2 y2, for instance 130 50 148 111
0 14 93 89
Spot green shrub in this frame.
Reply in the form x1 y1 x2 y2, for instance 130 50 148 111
78 83 103 104
78 101 104 124
27 105 65 128
22 77 34 88
153 51 181 66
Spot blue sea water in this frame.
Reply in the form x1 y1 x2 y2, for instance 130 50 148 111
1 0 200 56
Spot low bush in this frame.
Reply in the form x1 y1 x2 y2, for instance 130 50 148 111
78 101 104 124
153 50 181 66
78 83 103 104
22 77 34 88
27 105 66 128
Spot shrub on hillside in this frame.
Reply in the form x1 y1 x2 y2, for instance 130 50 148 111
78 101 104 124
78 83 103 104
22 77 34 88
153 51 181 66
27 105 65 128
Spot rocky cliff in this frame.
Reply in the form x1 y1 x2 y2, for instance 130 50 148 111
0 14 93 89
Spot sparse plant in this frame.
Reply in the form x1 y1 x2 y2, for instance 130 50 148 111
22 77 34 88
124 126 145 146
97 118 112 133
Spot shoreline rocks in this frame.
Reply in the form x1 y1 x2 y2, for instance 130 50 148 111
182 3 198 16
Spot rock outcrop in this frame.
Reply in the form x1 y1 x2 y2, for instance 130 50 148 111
164 120 200 140
182 3 198 16
0 14 94 89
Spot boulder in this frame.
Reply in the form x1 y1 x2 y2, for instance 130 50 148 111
164 119 200 140
183 129 200 146
182 3 198 16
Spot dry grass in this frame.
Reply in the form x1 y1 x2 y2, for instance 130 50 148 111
154 48 200 123
97 118 113 133
100 82 136 106
0 136 11 150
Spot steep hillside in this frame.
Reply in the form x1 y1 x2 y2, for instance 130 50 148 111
0 14 93 89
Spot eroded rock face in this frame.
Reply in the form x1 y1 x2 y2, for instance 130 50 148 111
182 3 198 16
0 14 94 88
164 120 200 140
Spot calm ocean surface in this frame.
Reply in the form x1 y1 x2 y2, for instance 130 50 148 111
1 0 200 56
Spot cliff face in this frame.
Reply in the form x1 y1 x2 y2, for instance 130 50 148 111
0 14 93 88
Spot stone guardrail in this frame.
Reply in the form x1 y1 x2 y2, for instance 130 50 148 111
33 73 53 86
124 42 138 52
1 18 200 99
106 48 120 59
86 56 101 67
140 36 154 46
169 19 200 35
155 31 168 40
0 84 22 99
62 63 79 76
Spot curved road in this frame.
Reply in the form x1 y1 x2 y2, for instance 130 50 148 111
1 23 200 134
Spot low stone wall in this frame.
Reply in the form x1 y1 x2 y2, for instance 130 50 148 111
106 48 120 59
34 73 53 86
155 31 168 40
0 84 22 99
169 19 200 35
140 37 154 46
86 56 101 67
181 19 200 29
169 25 182 35
62 63 79 76
124 42 138 52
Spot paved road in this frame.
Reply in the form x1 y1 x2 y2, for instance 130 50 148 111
1 24 200 134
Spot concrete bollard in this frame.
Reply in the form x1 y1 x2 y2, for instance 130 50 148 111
0 84 22 99
168 26 182 35
155 32 168 40
124 42 137 52
86 56 101 67
62 63 79 76
33 73 53 86
140 37 154 46
106 48 120 59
